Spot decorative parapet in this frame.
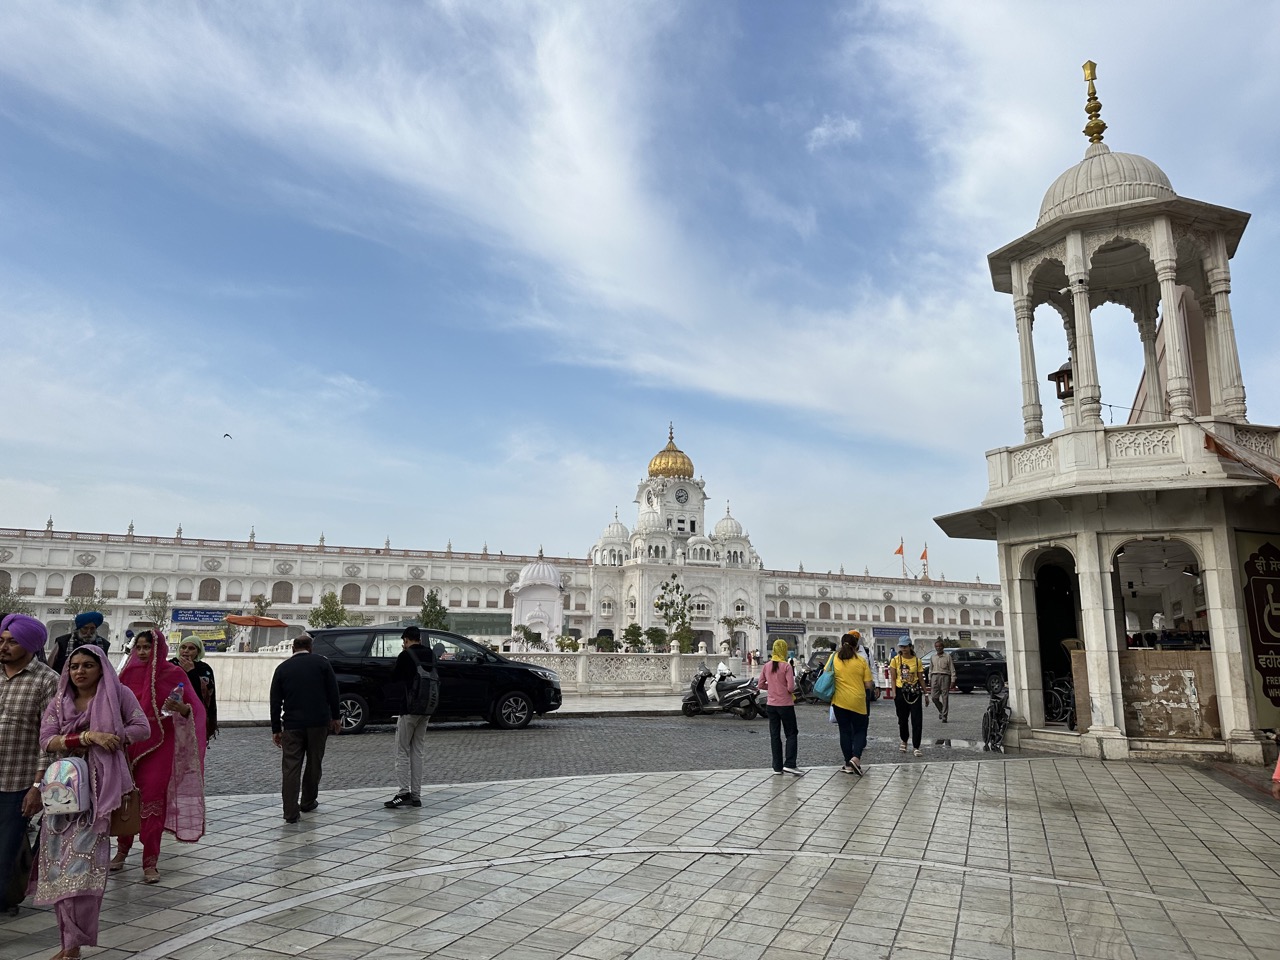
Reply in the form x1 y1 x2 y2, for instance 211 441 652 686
1011 441 1054 475
1107 426 1178 459
1235 427 1280 458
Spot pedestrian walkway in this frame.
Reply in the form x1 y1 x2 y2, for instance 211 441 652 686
5 758 1279 959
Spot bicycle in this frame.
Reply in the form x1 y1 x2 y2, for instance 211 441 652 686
981 674 1009 751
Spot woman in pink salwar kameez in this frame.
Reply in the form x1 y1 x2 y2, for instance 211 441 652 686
36 643 150 960
111 629 206 883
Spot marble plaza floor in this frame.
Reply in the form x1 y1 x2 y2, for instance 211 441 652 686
5 757 1280 960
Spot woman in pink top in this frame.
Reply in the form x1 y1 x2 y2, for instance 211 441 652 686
759 639 805 777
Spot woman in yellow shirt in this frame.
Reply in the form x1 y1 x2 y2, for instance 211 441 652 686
889 637 928 756
827 631 874 776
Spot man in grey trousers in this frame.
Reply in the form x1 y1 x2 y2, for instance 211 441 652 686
384 626 436 809
930 639 955 723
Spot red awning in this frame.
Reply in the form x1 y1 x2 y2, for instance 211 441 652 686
223 614 289 628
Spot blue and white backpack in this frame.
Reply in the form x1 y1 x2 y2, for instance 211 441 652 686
40 757 92 815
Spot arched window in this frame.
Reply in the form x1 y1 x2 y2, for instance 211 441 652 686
127 576 145 599
366 585 381 606
818 601 831 619
467 588 480 608
198 578 221 601
486 589 499 608
19 572 37 595
600 599 614 617
45 573 65 597
923 607 934 624
883 604 896 622
448 588 462 607
995 610 1004 627
0 571 10 592
298 582 315 604
249 581 267 600
70 573 96 597
406 585 425 607
626 597 637 616
960 609 971 625
225 580 243 601
503 590 514 608
562 593 571 610
101 575 120 598
778 600 790 618
734 601 746 615
386 586 402 607
272 581 294 604
341 583 361 605
176 578 194 601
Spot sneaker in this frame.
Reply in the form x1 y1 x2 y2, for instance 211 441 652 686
299 802 318 813
409 796 423 807
913 749 923 757
772 770 784 776
384 793 414 809
782 767 806 777
283 814 299 824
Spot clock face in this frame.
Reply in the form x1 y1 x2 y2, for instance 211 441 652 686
675 488 689 504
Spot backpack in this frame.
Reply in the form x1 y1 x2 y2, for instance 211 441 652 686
405 649 439 716
40 756 92 815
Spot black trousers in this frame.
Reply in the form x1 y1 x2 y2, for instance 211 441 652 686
895 692 923 748
766 705 799 771
281 726 329 817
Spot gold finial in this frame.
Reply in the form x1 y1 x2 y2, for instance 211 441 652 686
1082 60 1106 144
668 421 674 442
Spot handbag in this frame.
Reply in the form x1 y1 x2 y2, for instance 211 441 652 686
813 655 836 702
40 756 92 815
110 789 141 837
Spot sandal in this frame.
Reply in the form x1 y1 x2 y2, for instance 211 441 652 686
142 867 160 884
851 759 864 777
109 852 127 873
899 742 907 753
913 749 923 757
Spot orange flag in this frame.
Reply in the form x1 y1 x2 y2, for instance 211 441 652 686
920 548 928 561
893 543 904 556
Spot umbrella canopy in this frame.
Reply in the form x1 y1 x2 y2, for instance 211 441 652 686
224 614 289 628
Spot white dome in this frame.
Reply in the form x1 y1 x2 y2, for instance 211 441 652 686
515 551 561 590
715 505 743 539
1037 142 1174 226
635 508 664 534
600 512 630 541
688 534 713 548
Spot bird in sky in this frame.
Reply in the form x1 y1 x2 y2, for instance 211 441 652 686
223 433 233 439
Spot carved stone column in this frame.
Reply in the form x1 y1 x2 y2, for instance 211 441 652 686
1207 232 1248 421
1153 217 1194 419
1014 292 1044 442
1198 293 1224 416
1065 231 1102 425
1135 309 1163 421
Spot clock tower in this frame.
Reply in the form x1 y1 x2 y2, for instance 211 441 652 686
635 426 707 555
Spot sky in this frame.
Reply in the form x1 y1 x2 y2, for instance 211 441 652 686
2 2 1279 582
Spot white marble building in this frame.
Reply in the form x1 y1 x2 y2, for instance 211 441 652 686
0 431 1004 657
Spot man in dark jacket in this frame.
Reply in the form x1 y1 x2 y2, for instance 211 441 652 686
49 611 111 674
269 634 341 823
384 626 436 809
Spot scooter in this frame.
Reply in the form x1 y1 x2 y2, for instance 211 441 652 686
682 662 758 719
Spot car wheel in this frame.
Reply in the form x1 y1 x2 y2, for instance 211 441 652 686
958 686 973 695
681 701 699 717
338 694 368 735
986 674 1005 695
492 691 534 729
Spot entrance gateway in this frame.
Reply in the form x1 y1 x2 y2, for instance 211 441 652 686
936 63 1280 764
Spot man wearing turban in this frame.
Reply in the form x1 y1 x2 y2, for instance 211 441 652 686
0 613 59 910
49 610 111 675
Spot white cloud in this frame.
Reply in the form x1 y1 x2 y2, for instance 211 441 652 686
805 113 861 152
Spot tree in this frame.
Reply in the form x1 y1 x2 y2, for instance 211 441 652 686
144 591 171 628
63 591 108 618
622 622 645 653
251 594 272 617
307 591 349 628
513 624 548 651
594 631 617 652
555 635 580 652
417 589 450 630
643 626 668 651
719 613 758 651
0 588 32 619
654 573 693 652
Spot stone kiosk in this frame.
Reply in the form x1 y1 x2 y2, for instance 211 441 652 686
936 63 1280 764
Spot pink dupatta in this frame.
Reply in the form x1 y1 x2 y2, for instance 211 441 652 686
118 629 207 842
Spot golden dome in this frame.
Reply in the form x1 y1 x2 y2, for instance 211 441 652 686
648 425 694 478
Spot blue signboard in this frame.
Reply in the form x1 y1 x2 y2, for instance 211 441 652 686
872 626 911 639
171 608 230 625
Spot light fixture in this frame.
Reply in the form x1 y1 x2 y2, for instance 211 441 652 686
1115 546 1125 558
1047 361 1074 400
1182 565 1199 578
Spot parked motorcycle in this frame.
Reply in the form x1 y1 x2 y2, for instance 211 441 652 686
682 662 758 719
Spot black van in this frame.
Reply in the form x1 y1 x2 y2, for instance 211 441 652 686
309 626 562 733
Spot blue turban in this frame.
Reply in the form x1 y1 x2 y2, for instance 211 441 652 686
75 611 104 630
1 613 48 655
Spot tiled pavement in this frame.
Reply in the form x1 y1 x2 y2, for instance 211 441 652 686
5 758 1280 960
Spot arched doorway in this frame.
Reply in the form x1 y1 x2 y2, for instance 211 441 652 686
1031 547 1080 727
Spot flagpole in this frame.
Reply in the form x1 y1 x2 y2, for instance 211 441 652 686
900 537 906 579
